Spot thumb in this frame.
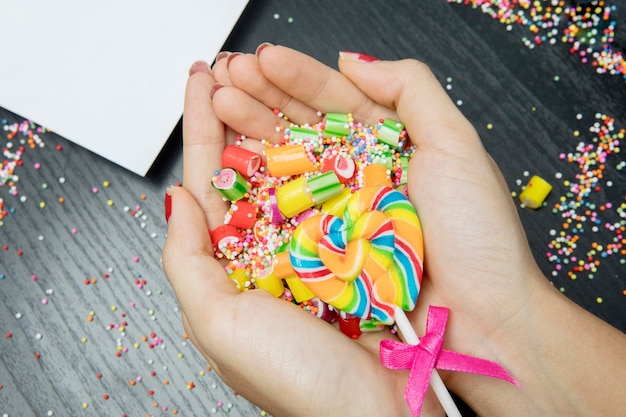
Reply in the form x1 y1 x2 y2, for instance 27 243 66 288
162 186 238 320
338 54 480 152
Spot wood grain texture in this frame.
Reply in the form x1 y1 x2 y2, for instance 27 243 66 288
1 1 624 416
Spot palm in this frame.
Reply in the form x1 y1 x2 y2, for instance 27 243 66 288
212 46 541 355
193 272 413 416
166 53 447 416
167 45 542 417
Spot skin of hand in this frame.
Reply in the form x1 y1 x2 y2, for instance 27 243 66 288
164 47 626 417
162 60 437 417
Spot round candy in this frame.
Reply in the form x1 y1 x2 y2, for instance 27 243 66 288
288 185 423 325
211 168 249 201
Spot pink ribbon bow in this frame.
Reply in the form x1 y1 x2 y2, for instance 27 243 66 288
379 306 518 417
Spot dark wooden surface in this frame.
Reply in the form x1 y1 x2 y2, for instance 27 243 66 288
1 1 624 416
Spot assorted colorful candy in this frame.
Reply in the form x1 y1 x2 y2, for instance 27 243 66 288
210 112 423 335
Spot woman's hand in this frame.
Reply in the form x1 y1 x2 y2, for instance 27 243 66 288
161 60 441 417
208 45 626 417
211 43 544 364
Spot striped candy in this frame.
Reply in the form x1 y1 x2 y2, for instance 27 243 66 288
289 185 424 325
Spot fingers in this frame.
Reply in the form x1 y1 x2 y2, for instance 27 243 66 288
183 62 228 229
211 51 234 86
337 56 480 152
227 51 322 125
211 86 286 144
162 186 239 320
257 45 397 124
212 50 317 143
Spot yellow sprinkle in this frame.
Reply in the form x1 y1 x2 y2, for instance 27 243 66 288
486 123 493 130
81 337 87 343
107 200 114 207
596 297 603 304
177 353 184 359
110 305 117 311
39 201 46 208
82 402 89 409
103 181 110 187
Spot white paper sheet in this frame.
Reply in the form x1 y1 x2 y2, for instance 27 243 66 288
0 0 248 176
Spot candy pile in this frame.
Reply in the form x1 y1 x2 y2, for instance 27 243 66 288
210 113 420 336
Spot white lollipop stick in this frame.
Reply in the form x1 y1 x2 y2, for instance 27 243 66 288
394 306 462 417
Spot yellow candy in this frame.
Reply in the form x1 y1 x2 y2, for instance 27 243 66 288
276 177 315 217
228 268 249 291
254 266 285 297
519 175 552 209
320 188 352 217
284 276 316 302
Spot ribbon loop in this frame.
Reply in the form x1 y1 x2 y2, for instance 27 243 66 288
380 306 518 417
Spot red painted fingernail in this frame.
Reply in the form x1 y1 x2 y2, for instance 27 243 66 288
338 51 380 63
209 83 224 100
255 42 273 57
164 192 172 224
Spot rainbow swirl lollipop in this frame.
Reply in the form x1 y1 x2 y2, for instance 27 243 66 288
288 185 424 325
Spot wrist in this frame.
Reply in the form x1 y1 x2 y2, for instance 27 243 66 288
447 270 626 416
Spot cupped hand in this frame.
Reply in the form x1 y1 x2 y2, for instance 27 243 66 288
162 60 443 417
211 45 556 399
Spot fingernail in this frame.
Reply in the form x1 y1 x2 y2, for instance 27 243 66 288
211 51 230 71
216 51 231 62
255 42 273 57
164 191 172 224
209 83 224 100
339 51 380 63
226 52 242 69
189 60 210 76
